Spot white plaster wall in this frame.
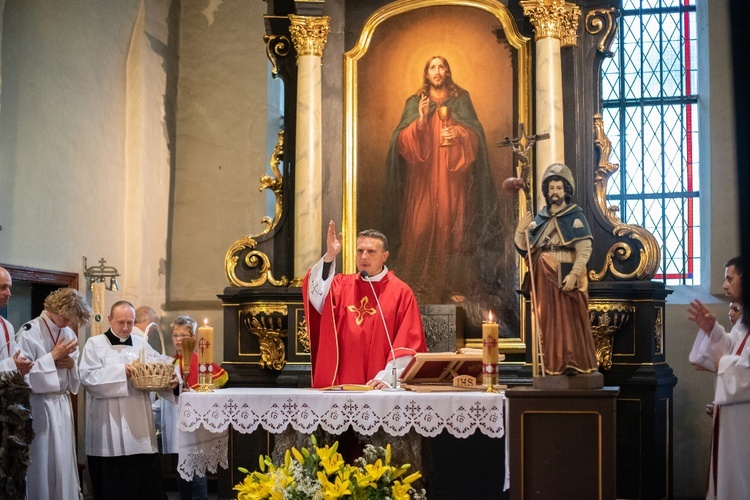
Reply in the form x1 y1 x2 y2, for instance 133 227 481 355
0 1 172 495
167 0 268 353
0 0 171 316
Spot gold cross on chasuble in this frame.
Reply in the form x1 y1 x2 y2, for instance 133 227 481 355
347 296 377 325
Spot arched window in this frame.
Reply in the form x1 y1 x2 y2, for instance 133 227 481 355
602 0 698 284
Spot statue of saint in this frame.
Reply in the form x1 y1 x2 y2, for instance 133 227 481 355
515 163 600 378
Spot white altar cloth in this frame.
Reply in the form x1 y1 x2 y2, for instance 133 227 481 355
177 387 507 481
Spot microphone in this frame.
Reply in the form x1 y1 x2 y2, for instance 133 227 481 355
360 270 403 390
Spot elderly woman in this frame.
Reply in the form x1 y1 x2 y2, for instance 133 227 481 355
154 315 227 500
18 287 91 500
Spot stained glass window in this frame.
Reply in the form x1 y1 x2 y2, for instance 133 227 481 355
601 0 698 284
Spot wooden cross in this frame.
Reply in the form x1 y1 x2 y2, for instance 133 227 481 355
497 123 550 171
497 123 550 212
198 336 210 356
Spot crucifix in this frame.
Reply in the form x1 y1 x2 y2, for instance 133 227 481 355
497 123 550 212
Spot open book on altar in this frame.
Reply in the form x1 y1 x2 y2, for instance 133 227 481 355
399 350 505 391
319 384 374 391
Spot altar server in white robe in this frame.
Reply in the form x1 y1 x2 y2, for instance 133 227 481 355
80 300 179 500
0 266 33 374
18 287 90 500
688 256 749 500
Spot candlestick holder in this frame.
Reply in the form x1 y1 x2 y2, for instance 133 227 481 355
196 368 214 392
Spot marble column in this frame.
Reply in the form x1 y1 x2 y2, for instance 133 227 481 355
289 14 330 281
521 0 581 207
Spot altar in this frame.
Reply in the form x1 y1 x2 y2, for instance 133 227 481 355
177 387 508 497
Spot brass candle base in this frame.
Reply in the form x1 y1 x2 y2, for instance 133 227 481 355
196 372 214 393
483 373 499 393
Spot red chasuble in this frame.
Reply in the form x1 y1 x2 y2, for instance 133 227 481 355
303 269 427 388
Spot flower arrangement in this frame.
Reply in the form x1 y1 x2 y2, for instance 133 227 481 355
234 435 426 500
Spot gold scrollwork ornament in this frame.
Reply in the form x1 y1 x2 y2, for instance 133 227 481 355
224 130 288 287
589 113 660 281
225 236 289 287
245 315 287 371
585 7 619 55
263 34 291 78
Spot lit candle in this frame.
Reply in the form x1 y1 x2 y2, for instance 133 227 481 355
197 319 214 390
482 311 499 389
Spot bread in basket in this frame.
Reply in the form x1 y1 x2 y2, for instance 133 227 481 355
131 322 174 392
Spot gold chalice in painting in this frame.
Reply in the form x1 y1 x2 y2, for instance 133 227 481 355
180 336 197 392
438 105 453 147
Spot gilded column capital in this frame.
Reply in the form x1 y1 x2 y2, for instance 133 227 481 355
289 14 330 58
520 0 581 46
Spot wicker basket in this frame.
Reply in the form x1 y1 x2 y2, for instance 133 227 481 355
131 323 174 392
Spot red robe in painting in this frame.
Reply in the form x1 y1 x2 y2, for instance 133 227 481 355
303 269 427 388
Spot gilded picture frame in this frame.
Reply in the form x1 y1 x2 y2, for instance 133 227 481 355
343 0 532 350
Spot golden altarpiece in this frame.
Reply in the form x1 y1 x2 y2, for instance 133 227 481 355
218 1 674 498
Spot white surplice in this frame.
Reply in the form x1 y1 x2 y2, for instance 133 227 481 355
689 317 750 500
79 331 176 457
0 316 19 372
18 311 82 500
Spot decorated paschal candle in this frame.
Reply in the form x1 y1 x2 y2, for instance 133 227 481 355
197 319 214 391
482 311 499 390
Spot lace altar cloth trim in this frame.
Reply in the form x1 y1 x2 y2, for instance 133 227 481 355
177 388 506 438
177 388 507 481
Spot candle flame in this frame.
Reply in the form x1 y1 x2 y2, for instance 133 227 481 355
203 318 208 326
488 311 494 322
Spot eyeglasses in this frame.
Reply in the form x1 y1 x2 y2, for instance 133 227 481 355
172 334 193 340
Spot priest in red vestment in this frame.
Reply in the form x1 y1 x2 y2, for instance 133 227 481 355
303 220 427 389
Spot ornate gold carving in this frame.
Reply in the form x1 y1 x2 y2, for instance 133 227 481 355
225 236 289 287
589 302 634 370
289 15 330 58
520 0 581 46
585 8 618 55
297 317 310 353
242 312 287 370
241 304 288 316
589 113 660 281
225 130 288 287
263 35 291 77
654 307 664 355
258 130 285 237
